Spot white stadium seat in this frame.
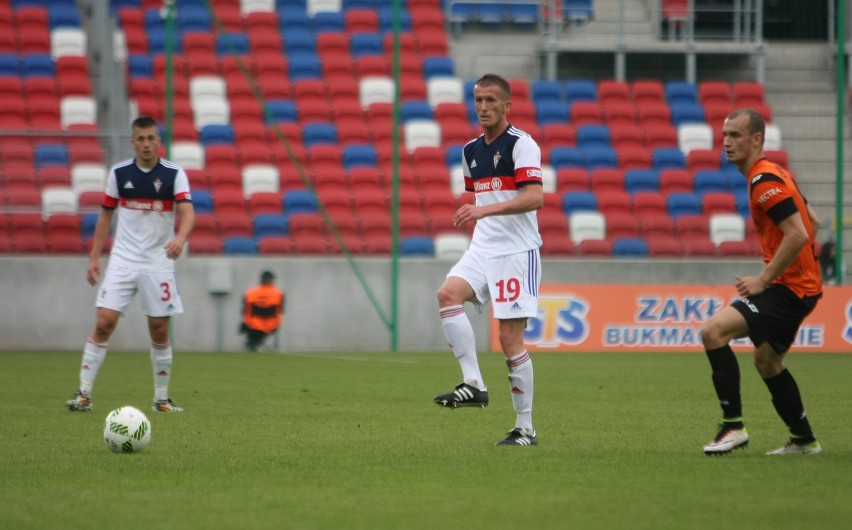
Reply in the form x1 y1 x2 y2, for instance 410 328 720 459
569 211 606 245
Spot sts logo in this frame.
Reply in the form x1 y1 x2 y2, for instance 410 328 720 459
524 295 590 348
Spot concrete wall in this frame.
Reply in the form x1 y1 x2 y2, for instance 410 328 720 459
0 256 757 352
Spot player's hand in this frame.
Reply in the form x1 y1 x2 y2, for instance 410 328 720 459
164 237 186 260
453 204 481 226
735 275 767 297
87 258 100 286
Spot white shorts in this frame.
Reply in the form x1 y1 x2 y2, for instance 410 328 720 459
448 248 541 319
97 266 184 317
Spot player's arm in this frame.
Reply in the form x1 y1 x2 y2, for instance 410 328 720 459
806 202 821 234
86 207 115 286
736 210 809 296
166 201 195 260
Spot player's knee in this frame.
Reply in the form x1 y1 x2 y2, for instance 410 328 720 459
437 284 461 307
699 321 723 349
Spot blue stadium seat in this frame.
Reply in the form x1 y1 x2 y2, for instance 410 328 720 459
0 54 20 76
582 146 618 170
265 100 298 123
612 237 649 257
666 192 702 219
624 169 660 193
400 236 435 256
652 147 686 170
477 3 505 27
549 147 585 169
562 190 597 215
565 0 594 23
693 170 730 195
535 100 569 125
223 236 259 255
378 6 413 32
176 5 211 33
342 145 378 170
350 33 383 58
22 54 55 77
302 123 338 146
422 56 455 80
127 55 152 78
253 214 288 238
147 27 182 55
81 212 99 239
531 80 564 104
447 2 477 26
445 145 464 167
278 7 312 33
508 3 539 28
565 79 596 105
314 12 345 33
576 124 611 148
400 101 433 122
665 81 698 105
144 8 164 31
670 102 706 126
34 144 69 168
283 189 319 214
191 189 213 213
288 53 322 81
48 4 82 28
216 33 250 57
199 124 234 146
283 29 316 56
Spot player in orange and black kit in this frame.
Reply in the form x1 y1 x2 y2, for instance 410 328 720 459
701 109 824 456
240 270 285 351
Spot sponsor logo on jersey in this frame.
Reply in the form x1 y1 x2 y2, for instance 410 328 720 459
120 198 174 212
491 177 502 190
123 180 134 189
511 302 522 312
757 187 781 204
526 169 542 178
470 159 477 168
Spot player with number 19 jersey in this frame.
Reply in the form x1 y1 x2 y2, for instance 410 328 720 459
462 125 543 258
104 158 192 272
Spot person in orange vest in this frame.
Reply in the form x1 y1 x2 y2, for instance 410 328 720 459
240 270 284 351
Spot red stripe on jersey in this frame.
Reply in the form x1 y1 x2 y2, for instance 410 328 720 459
103 196 119 208
515 166 543 185
119 198 175 212
175 191 191 201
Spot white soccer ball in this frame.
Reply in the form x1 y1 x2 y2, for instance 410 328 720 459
103 406 152 454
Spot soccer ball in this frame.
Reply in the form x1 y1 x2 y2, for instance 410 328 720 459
103 406 152 454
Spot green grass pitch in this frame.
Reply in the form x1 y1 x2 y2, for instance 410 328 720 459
2 350 851 529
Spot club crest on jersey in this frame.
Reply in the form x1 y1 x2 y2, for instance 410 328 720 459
153 178 163 193
493 151 501 168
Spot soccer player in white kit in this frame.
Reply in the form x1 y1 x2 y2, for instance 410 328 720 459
433 74 544 446
66 116 195 413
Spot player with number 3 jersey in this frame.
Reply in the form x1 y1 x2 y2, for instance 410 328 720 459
66 116 195 415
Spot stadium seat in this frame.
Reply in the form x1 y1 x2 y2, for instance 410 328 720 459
677 123 713 154
624 169 660 194
675 214 710 240
222 236 258 254
577 238 612 256
709 213 746 246
400 236 434 256
667 192 702 219
612 237 648 257
549 147 584 170
632 192 667 217
51 27 86 58
283 189 319 215
434 233 470 260
569 211 605 244
583 146 618 170
646 236 682 257
404 120 441 153
41 187 77 215
253 213 288 239
718 240 759 257
651 147 686 170
682 237 717 257
605 212 638 239
693 170 730 195
670 102 706 127
565 79 596 105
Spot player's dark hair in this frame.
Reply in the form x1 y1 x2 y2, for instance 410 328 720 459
475 73 511 100
131 115 159 131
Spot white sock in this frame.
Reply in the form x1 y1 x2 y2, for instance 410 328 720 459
79 338 107 395
150 341 173 401
507 351 534 431
440 305 485 390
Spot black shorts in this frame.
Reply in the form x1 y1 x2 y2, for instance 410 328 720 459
731 284 821 354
